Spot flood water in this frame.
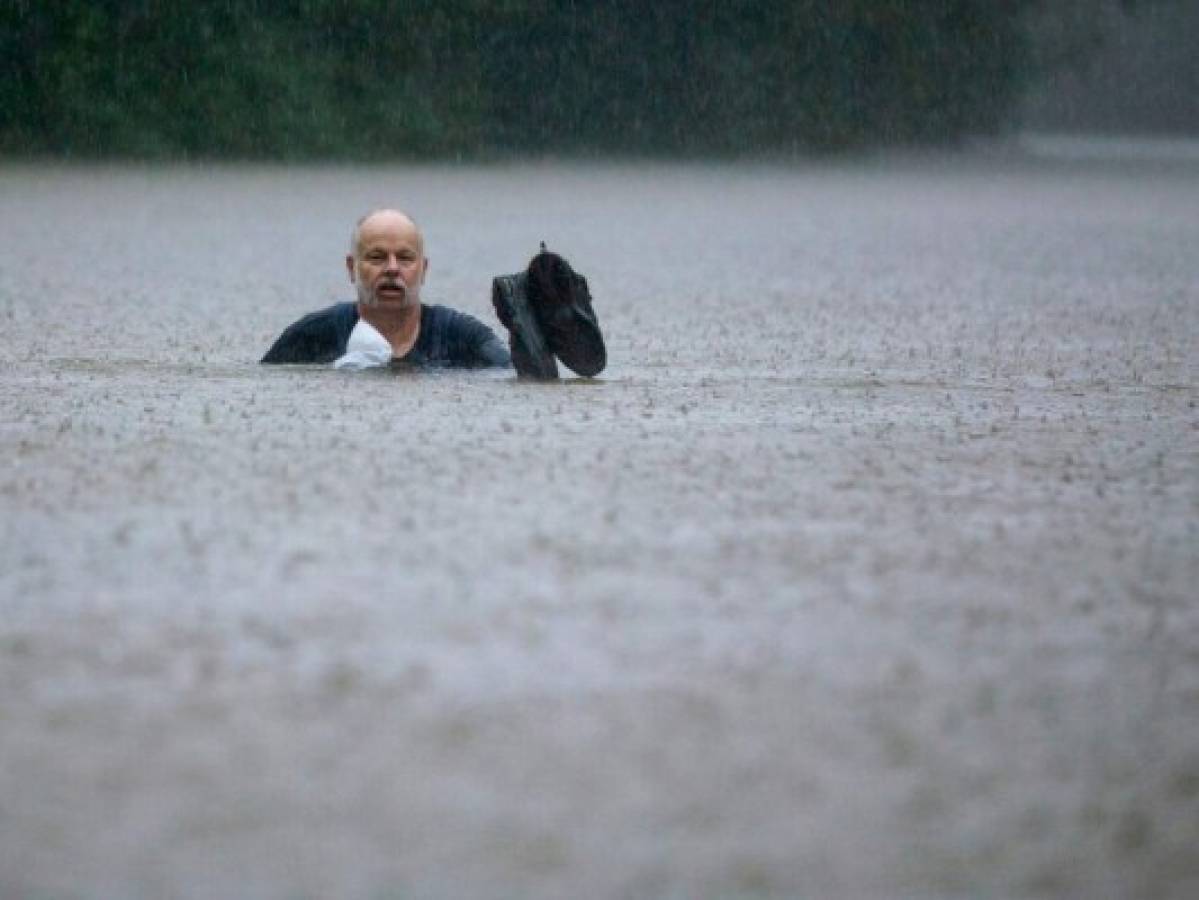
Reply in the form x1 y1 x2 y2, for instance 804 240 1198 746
2 141 1197 898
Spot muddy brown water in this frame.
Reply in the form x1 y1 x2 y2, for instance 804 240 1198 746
2 142 1197 898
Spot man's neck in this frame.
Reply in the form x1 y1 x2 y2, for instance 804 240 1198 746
357 301 421 356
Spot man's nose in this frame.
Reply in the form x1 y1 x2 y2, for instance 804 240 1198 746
383 254 400 272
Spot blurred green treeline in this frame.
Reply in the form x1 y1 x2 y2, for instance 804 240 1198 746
1 0 1038 159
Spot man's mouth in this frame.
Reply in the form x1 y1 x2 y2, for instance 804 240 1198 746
377 282 407 300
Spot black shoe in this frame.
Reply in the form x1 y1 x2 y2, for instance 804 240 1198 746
526 247 606 377
492 269 559 379
492 245 606 379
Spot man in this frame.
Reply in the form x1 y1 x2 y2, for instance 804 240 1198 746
261 208 509 368
261 208 606 378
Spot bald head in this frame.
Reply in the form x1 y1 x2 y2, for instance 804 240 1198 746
350 208 423 259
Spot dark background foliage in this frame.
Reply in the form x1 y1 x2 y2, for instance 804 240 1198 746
0 0 1136 159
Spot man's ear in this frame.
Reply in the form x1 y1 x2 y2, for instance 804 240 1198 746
345 254 356 283
420 257 429 284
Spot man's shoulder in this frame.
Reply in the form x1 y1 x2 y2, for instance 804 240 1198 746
419 302 487 337
422 302 476 323
290 302 358 330
423 302 501 340
418 303 510 368
261 302 358 364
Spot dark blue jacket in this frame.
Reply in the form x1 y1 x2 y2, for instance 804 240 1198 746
261 302 510 368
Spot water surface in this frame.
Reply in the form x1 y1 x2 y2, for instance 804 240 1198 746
1 146 1197 898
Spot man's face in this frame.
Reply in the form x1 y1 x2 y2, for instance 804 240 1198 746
347 211 428 310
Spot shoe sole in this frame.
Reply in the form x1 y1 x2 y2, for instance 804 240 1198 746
526 253 607 377
492 272 559 379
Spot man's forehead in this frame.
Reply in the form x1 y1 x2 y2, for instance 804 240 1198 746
355 210 423 250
